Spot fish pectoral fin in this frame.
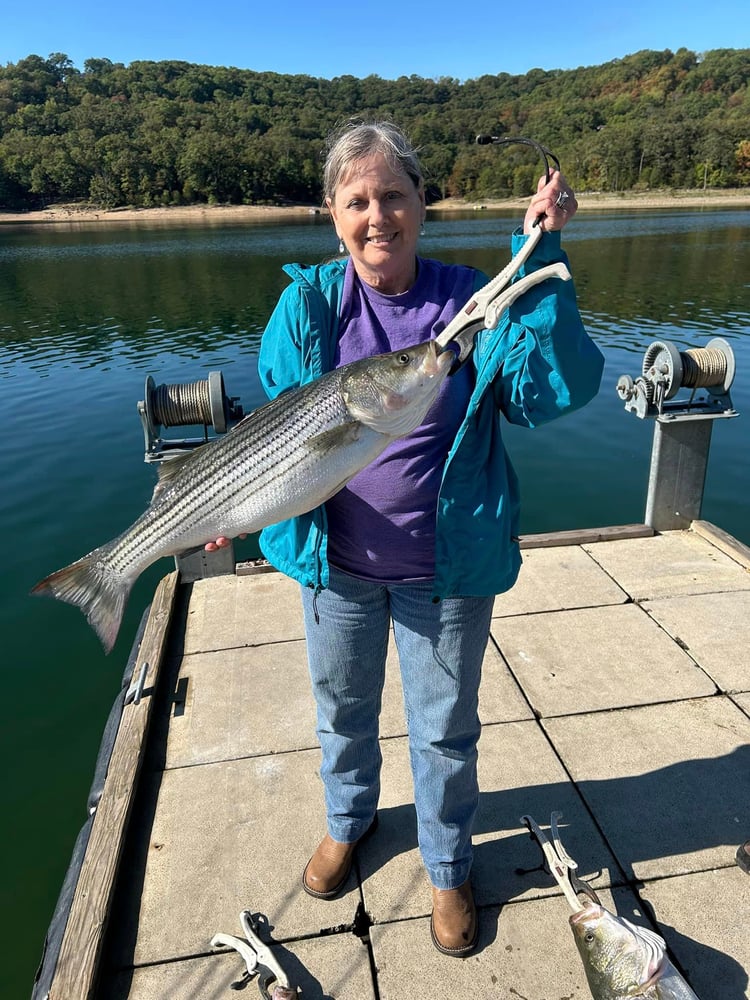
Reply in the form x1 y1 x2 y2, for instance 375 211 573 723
151 451 195 500
306 421 364 456
316 476 361 506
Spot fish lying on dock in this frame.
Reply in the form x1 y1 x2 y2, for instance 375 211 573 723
521 814 701 1000
32 341 452 653
570 901 701 1000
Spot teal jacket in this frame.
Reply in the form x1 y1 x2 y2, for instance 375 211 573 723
257 230 604 599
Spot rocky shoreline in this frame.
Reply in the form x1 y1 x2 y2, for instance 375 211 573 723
2 189 749 225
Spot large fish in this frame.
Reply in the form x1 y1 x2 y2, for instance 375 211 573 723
570 901 701 999
32 341 452 653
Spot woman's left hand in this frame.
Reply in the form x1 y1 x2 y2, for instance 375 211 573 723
204 533 247 552
523 171 578 233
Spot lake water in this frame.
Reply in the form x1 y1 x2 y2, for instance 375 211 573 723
1 208 749 997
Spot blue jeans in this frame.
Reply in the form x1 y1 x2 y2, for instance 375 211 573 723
299 566 494 889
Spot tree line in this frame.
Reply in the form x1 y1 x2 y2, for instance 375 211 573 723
0 47 748 210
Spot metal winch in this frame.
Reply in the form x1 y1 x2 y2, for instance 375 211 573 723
616 337 738 530
137 371 243 463
136 371 246 581
616 337 736 419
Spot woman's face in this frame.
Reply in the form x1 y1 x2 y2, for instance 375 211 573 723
327 151 426 295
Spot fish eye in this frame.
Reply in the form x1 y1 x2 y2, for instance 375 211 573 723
585 932 595 942
396 352 411 365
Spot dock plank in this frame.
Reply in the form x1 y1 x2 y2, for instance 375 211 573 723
109 748 364 966
109 931 376 999
518 522 655 547
491 602 716 716
691 518 750 568
582 530 750 600
163 640 318 767
371 887 632 1000
183 572 305 652
492 543 630 617
544 698 750 879
641 590 750 693
49 572 178 1000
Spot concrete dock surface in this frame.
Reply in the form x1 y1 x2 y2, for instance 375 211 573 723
93 523 749 999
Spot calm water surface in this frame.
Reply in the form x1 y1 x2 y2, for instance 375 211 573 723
1 208 748 996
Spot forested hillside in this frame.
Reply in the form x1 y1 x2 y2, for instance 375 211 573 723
1 47 748 210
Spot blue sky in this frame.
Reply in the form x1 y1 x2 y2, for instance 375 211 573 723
2 0 748 81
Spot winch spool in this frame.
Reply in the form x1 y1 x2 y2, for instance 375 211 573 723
138 371 243 462
679 346 733 391
641 338 734 400
148 372 230 431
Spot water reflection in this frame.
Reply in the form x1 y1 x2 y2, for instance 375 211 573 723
1 208 748 460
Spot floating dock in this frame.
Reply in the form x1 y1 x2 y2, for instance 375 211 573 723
42 521 750 999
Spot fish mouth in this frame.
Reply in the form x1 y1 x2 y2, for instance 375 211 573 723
570 903 604 926
423 341 453 377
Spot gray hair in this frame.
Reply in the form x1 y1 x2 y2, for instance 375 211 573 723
323 120 424 202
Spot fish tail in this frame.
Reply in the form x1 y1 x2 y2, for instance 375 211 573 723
31 544 131 654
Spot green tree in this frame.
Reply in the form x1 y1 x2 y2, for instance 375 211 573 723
1 48 748 209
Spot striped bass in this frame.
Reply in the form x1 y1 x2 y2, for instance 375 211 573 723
32 341 452 653
570 902 701 999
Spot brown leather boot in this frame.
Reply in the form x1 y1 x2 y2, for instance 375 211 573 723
302 815 378 899
430 881 478 957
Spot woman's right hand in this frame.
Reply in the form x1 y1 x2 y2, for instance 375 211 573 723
523 171 578 233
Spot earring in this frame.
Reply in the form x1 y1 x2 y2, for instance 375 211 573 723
338 236 345 253
420 221 426 236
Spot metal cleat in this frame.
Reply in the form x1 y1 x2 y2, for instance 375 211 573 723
211 910 299 998
520 811 601 913
435 226 571 371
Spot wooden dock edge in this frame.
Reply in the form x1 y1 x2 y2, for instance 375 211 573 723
48 571 180 1000
518 523 655 548
235 525 657 578
691 519 750 569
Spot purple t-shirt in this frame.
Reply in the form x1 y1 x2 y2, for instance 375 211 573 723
325 257 477 582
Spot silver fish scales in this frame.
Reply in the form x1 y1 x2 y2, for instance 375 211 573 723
32 341 452 653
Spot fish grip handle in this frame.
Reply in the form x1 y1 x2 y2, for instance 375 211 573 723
475 134 562 186
520 812 602 912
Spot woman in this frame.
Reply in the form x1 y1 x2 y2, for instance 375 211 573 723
213 121 603 956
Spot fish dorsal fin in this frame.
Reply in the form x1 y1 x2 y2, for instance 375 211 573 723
152 451 195 500
230 410 259 432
